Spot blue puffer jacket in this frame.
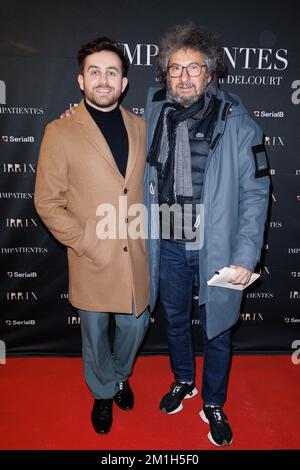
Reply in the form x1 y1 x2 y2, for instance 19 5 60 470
144 85 270 339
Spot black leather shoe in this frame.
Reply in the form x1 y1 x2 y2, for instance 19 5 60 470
113 380 134 411
91 399 113 434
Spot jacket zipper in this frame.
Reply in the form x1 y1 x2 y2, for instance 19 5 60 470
200 101 232 205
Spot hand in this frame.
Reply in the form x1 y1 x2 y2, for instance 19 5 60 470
229 265 252 285
60 103 78 119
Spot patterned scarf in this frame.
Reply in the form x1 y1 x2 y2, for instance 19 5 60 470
148 94 212 204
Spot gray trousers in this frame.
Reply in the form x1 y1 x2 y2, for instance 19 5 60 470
78 309 150 399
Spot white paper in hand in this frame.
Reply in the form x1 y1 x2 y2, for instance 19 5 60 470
207 267 260 290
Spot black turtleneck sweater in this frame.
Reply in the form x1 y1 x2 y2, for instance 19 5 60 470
85 100 128 178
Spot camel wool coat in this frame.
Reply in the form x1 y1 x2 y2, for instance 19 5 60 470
34 100 149 315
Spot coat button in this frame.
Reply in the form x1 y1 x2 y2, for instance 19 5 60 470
124 188 128 194
123 246 128 252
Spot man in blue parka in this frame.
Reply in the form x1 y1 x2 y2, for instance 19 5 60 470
144 24 270 446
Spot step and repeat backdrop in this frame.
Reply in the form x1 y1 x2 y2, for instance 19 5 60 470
0 0 299 356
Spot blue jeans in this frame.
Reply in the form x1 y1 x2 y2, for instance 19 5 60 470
159 239 231 406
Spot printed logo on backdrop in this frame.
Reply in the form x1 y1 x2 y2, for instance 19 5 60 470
68 316 81 326
0 80 44 115
291 80 300 104
132 107 145 116
246 292 274 299
267 221 282 229
290 271 300 278
117 45 288 88
7 271 37 279
1 163 36 175
270 193 277 203
259 266 271 276
219 47 288 87
120 43 158 66
5 218 38 228
290 291 300 300
264 136 285 150
6 291 38 301
253 110 284 118
1 247 48 255
5 319 36 326
240 313 264 321
284 317 300 324
1 135 35 143
0 192 34 200
288 248 300 254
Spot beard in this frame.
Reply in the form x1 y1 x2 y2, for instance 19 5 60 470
167 79 209 107
85 87 119 110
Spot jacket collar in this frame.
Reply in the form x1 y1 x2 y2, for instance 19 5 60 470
147 82 235 150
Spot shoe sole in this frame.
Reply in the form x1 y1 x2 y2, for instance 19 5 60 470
199 409 233 447
161 387 198 415
92 423 112 434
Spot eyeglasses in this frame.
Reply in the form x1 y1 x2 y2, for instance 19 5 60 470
167 63 207 78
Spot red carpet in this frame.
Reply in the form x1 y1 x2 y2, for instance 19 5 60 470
0 356 299 450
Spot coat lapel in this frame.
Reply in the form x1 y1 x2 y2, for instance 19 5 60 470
74 100 123 182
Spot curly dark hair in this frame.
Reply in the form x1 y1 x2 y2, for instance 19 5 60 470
77 37 129 77
156 23 227 84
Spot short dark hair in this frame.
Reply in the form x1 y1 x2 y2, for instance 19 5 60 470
77 37 129 77
156 23 227 84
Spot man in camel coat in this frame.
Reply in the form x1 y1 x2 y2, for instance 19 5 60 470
34 37 149 435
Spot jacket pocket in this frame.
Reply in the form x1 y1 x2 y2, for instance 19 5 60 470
82 219 98 261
